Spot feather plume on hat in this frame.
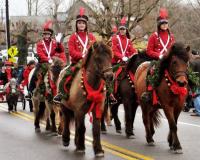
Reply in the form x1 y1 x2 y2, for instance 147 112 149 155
43 20 53 35
119 17 127 29
157 8 169 26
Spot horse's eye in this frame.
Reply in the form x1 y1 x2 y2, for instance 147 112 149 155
172 61 177 65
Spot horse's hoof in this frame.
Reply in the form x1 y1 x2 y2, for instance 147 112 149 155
116 130 122 134
63 141 69 147
75 149 85 154
35 128 41 133
95 151 104 157
147 142 155 146
101 130 107 134
169 146 173 150
173 149 183 154
126 134 135 139
47 132 58 137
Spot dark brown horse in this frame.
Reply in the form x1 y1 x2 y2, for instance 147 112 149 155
134 43 190 153
60 42 113 157
101 51 152 138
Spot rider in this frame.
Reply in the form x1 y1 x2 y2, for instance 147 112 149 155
110 17 137 103
146 8 175 60
112 17 137 64
142 8 175 103
28 20 66 95
53 7 96 103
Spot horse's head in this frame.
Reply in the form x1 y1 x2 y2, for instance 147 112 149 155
84 41 113 82
50 57 65 82
164 43 190 87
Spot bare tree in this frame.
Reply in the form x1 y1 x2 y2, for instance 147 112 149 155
88 0 160 39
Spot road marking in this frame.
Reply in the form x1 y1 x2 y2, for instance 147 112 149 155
119 108 200 128
0 105 153 160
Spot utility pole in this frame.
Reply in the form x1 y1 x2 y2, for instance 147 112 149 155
5 0 10 49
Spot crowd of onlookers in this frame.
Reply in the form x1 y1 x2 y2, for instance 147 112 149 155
0 59 35 112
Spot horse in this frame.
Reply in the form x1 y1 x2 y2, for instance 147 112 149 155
60 42 113 157
4 78 19 112
134 42 190 153
30 58 64 133
101 50 152 138
43 57 65 135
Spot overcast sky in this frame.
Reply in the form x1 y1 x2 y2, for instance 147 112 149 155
0 0 193 17
0 0 92 17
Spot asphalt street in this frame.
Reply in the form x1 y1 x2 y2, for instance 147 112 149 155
0 102 200 160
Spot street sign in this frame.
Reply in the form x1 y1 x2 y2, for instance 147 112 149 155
8 46 18 57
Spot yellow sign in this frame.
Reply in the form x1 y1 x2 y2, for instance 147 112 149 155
8 57 16 63
8 46 18 57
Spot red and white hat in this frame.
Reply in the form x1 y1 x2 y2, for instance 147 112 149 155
43 20 53 35
157 8 168 26
76 7 88 22
119 17 127 29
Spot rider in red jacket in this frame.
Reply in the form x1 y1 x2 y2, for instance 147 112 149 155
110 17 137 104
142 8 175 103
29 21 66 94
146 8 175 60
112 17 137 64
53 7 96 103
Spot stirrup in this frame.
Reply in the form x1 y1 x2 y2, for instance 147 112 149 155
53 94 62 104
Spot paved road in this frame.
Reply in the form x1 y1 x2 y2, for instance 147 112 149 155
0 102 200 160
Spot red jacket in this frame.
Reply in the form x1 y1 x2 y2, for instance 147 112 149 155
21 66 33 87
5 67 12 81
36 39 66 63
68 31 96 64
147 31 175 59
112 34 137 63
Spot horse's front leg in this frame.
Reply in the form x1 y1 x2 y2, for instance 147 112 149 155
92 111 104 157
163 106 182 153
50 108 57 133
123 97 136 139
61 105 72 147
111 103 121 133
32 98 41 132
74 114 86 153
101 100 108 134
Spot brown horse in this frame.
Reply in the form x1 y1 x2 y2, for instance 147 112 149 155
30 58 64 133
60 42 113 157
134 43 190 153
101 50 152 138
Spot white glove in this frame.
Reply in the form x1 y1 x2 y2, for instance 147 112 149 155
48 59 53 64
122 56 128 62
55 33 63 43
82 54 86 58
159 54 164 60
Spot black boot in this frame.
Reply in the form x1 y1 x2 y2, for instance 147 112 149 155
53 93 62 104
109 93 117 105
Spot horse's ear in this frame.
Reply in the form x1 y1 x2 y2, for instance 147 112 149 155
185 46 190 52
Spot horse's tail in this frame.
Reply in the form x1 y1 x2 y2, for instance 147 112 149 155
152 109 162 128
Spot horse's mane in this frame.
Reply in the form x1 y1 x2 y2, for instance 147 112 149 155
158 42 190 77
82 41 112 68
126 49 151 72
51 57 64 82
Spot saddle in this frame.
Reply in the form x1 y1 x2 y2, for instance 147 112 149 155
60 63 81 99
